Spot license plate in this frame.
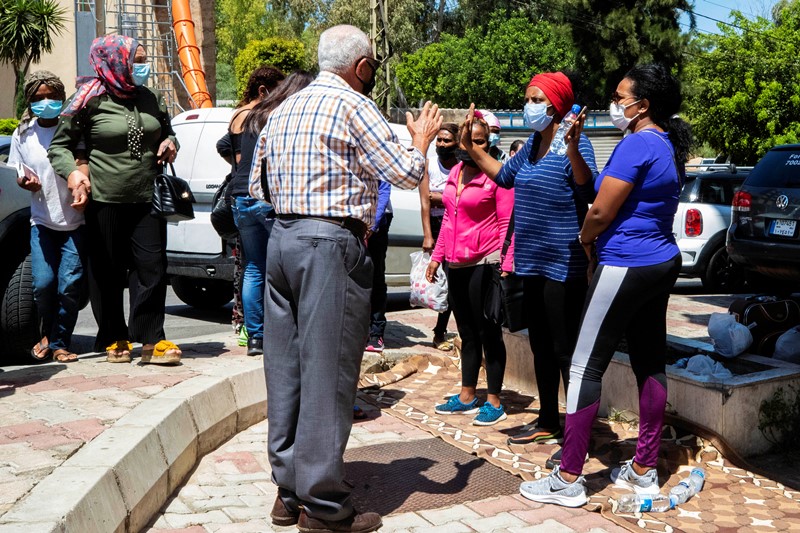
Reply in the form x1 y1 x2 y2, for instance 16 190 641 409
770 219 797 237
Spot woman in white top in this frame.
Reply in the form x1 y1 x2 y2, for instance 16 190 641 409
9 71 88 362
419 122 459 351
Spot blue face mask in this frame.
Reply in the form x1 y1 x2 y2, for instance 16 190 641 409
488 132 500 147
523 102 553 131
30 99 63 119
131 62 151 86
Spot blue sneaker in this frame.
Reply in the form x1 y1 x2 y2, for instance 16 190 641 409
472 403 508 426
434 395 479 415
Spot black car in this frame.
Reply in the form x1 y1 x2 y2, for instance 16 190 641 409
728 144 800 285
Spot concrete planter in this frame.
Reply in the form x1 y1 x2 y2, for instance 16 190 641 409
503 330 800 457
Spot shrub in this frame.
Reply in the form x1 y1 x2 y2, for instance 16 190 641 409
233 38 305 99
759 384 800 454
0 119 20 135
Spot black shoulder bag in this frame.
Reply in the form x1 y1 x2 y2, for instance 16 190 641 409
152 163 195 222
484 210 527 332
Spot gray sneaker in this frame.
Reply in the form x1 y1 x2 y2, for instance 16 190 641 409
519 466 588 507
611 459 660 495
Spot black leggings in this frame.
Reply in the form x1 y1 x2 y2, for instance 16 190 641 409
524 275 588 430
447 264 506 395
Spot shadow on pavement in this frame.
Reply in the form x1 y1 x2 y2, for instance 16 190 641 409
0 364 68 398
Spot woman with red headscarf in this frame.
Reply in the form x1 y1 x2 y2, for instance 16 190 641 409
462 72 598 464
49 35 181 365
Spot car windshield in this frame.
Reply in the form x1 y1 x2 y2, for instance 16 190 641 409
746 149 800 188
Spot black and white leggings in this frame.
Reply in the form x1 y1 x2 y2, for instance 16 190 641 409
560 254 681 475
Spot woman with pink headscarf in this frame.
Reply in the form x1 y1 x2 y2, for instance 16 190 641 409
462 72 598 464
49 34 182 365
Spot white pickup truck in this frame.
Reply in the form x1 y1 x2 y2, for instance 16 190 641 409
167 108 434 309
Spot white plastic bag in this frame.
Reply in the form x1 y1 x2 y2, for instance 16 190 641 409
409 251 448 312
708 313 752 358
773 326 800 364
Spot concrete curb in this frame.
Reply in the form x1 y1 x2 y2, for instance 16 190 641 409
0 359 266 533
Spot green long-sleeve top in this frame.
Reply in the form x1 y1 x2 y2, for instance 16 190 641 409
48 87 178 203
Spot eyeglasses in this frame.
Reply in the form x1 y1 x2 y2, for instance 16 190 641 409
611 92 636 104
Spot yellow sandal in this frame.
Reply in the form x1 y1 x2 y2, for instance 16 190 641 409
141 340 182 365
106 340 132 363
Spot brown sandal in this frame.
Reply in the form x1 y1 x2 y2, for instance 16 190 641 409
52 350 78 363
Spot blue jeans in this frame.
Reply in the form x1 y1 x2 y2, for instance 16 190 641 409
30 224 87 351
232 196 274 341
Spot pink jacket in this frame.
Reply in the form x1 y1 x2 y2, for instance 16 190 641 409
432 162 514 271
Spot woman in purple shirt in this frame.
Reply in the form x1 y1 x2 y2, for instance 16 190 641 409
520 64 691 507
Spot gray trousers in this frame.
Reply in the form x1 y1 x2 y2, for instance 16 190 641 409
265 218 373 520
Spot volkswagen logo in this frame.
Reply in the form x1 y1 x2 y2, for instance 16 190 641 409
776 194 790 209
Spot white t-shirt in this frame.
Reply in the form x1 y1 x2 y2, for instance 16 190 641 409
8 121 84 231
427 157 451 218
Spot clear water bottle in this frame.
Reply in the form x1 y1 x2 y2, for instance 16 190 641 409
616 493 673 513
669 467 706 506
550 104 582 156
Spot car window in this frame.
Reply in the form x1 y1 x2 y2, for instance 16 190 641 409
746 149 800 188
698 178 745 205
679 176 698 202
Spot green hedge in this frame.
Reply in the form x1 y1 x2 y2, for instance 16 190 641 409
234 37 305 99
0 118 20 135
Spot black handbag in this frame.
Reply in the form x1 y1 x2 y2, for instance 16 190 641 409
484 210 527 332
210 174 238 240
152 164 195 222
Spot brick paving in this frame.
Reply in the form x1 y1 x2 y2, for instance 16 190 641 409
0 289 739 532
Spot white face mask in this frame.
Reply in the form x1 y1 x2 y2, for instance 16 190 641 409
523 102 553 131
609 100 641 131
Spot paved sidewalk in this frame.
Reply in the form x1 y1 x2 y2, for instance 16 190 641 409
0 290 735 532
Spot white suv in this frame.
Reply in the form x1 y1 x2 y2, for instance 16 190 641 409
167 109 433 308
673 165 750 292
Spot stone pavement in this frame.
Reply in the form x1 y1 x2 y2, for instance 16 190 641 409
0 290 737 532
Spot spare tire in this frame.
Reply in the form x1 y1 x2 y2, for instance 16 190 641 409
0 255 40 362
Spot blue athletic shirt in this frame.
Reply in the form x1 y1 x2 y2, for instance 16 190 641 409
496 132 598 281
595 129 681 267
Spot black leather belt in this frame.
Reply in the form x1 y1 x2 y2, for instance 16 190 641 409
276 214 368 241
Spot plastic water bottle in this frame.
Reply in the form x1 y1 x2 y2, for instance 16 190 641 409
669 468 706 506
617 493 673 513
550 104 582 156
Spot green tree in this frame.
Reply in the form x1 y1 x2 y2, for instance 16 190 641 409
234 37 306 98
685 3 800 164
395 15 574 109
552 0 693 108
0 0 66 117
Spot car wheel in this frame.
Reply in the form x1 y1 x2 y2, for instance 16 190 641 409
701 246 747 293
0 255 41 363
171 276 233 309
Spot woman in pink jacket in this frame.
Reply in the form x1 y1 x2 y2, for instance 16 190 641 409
426 116 514 426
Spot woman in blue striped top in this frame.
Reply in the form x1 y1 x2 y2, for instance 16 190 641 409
462 72 598 464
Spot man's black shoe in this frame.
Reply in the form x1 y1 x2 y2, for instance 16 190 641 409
297 509 382 533
247 337 263 356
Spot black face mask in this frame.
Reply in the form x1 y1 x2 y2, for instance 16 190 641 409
436 145 456 159
356 59 378 96
455 149 478 167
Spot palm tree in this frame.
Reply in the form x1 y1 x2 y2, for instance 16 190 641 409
0 0 66 117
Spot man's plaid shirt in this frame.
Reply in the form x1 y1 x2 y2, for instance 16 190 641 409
249 71 426 228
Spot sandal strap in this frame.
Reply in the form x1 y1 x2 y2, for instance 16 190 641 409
152 340 180 355
106 340 132 352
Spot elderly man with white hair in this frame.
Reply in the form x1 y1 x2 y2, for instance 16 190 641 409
250 24 441 533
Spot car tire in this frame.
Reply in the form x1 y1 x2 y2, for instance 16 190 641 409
701 246 747 293
171 275 233 309
0 255 41 362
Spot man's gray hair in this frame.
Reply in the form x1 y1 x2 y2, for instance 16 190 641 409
318 25 373 74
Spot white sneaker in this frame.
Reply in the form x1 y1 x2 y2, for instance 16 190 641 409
519 466 588 508
611 459 660 495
